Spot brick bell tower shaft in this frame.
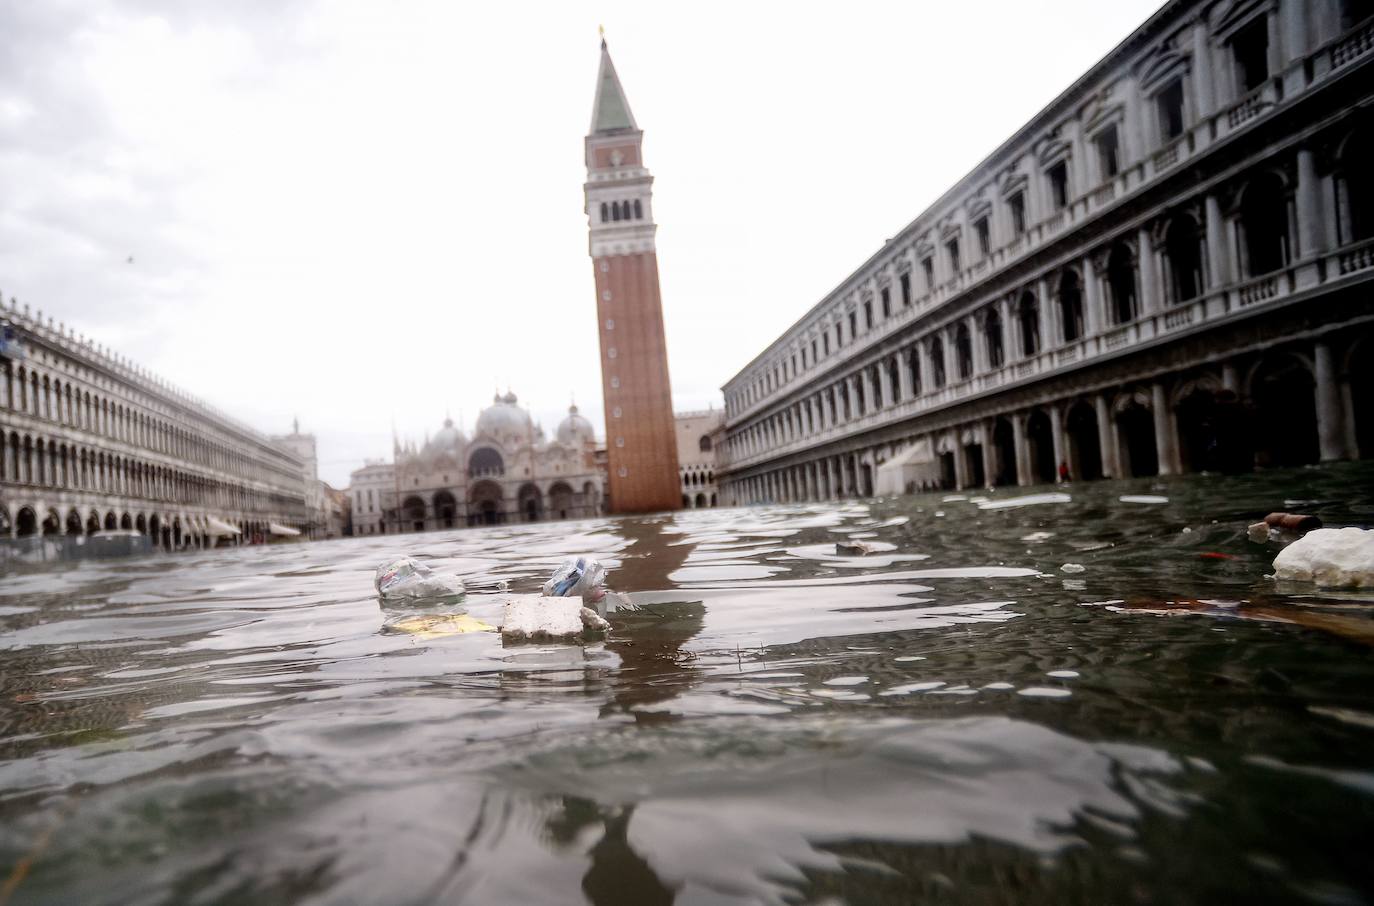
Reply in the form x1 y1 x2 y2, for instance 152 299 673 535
584 37 681 513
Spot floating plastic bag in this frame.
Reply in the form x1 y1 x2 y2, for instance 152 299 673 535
542 556 608 603
374 557 466 600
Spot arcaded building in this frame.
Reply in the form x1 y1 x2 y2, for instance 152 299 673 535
585 38 682 514
720 0 1374 503
379 393 604 532
676 409 723 508
0 301 308 544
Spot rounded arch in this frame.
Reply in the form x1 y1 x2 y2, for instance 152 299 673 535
1017 290 1040 356
1162 212 1204 304
929 335 947 387
548 481 575 520
698 434 713 452
1114 391 1159 477
468 446 504 478
42 508 61 536
105 511 118 531
1057 268 1084 342
16 506 37 537
1107 242 1138 323
86 510 101 535
1335 119 1374 243
1237 170 1291 276
954 323 973 379
65 508 82 535
135 513 147 535
517 483 544 522
468 480 504 526
1065 399 1103 481
1248 351 1319 468
433 490 457 528
401 496 426 531
1025 409 1056 484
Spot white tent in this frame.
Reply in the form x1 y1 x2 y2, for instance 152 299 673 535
874 439 940 496
206 516 241 537
268 523 301 538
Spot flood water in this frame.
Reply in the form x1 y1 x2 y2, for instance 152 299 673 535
3 465 1374 905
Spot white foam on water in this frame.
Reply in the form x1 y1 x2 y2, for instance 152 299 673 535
1017 686 1073 698
1047 670 1080 679
978 493 1072 510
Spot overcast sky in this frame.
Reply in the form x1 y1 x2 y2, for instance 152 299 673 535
0 0 1163 487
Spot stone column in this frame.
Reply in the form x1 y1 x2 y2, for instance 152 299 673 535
1296 147 1325 260
970 316 988 372
1138 227 1160 316
1012 414 1031 486
1038 277 1057 346
1205 193 1230 290
861 369 876 416
844 377 858 421
952 435 969 490
828 457 839 499
1049 406 1066 480
981 420 997 488
1151 382 1178 475
1000 297 1017 362
942 328 957 382
1192 21 1215 119
1314 340 1347 461
1082 255 1102 336
1222 362 1238 392
1095 394 1116 479
878 360 893 409
898 348 914 401
1281 0 1310 64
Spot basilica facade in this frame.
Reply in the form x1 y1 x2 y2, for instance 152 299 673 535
384 392 604 532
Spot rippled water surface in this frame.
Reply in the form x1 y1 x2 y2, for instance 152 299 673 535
4 465 1374 905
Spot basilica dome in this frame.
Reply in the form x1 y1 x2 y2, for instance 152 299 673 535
425 417 466 455
556 404 596 446
476 391 534 442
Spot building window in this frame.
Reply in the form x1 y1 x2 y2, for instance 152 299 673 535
1240 171 1290 276
823 333 831 355
848 311 857 339
1009 192 1027 235
605 318 614 330
930 336 946 388
1047 161 1069 210
921 256 935 291
699 435 713 452
811 339 818 362
611 203 621 222
1232 17 1270 94
880 286 891 318
607 347 617 359
900 272 911 306
633 199 644 219
1157 78 1186 142
974 217 990 257
946 239 961 275
1163 214 1203 304
615 437 625 447
610 375 620 388
863 300 873 329
1017 291 1040 356
618 466 627 478
1095 125 1120 179
1107 242 1138 323
1057 270 1084 342
599 202 609 222
954 324 973 380
985 307 1004 368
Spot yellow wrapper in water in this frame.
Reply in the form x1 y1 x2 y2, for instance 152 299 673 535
388 613 496 639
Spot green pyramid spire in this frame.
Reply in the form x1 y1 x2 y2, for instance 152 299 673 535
590 38 638 134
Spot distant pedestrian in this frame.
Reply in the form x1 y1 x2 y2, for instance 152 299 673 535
1058 461 1071 483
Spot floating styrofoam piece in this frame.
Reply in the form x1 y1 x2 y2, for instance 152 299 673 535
501 595 610 642
1273 527 1374 588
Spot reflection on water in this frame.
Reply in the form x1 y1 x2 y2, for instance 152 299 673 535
3 464 1374 904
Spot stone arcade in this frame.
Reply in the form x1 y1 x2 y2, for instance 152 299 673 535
0 302 307 546
720 0 1374 503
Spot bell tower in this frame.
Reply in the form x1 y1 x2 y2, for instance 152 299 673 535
585 37 681 513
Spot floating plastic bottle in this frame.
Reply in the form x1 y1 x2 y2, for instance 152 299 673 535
542 556 608 603
374 557 466 600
